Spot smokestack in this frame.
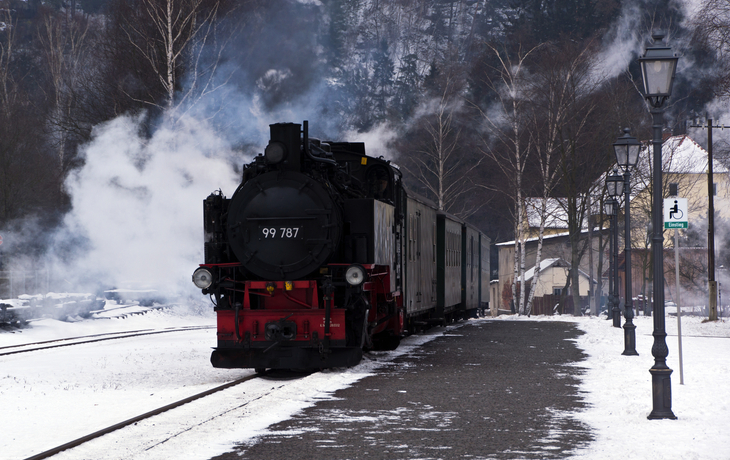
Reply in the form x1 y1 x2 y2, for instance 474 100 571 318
268 123 302 171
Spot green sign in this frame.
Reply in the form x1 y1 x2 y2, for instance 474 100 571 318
665 221 688 229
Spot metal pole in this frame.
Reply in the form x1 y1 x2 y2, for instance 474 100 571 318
648 107 676 420
707 119 718 321
613 203 621 328
623 171 638 354
675 229 684 384
607 210 614 320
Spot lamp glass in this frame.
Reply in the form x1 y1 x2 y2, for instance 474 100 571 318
614 144 628 168
606 174 624 197
628 144 640 167
604 200 615 216
640 58 677 96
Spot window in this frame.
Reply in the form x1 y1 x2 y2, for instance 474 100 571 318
408 215 414 261
669 183 678 196
553 288 562 296
713 182 717 196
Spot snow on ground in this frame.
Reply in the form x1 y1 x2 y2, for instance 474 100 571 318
2 308 729 460
570 314 730 460
495 313 730 460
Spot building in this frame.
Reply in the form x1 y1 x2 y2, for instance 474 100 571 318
495 231 603 312
622 134 729 307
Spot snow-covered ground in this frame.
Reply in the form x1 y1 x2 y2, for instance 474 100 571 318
564 313 730 460
2 308 729 460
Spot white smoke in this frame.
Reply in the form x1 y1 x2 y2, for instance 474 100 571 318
342 123 399 161
48 113 241 302
591 2 644 83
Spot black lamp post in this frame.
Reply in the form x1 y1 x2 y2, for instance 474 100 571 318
639 31 678 420
604 198 618 321
614 128 641 355
606 169 624 328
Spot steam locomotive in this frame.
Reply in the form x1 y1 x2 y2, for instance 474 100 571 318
192 121 490 371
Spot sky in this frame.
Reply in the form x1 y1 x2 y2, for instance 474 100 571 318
1 309 728 460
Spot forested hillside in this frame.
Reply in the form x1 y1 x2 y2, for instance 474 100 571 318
0 0 726 280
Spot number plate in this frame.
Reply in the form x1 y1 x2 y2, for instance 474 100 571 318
260 226 302 239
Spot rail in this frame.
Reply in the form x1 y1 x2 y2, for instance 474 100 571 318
23 373 260 460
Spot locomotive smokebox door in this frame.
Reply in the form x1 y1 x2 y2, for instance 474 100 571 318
226 170 343 280
268 123 301 170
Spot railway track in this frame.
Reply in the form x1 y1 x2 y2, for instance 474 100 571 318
0 325 215 357
23 373 262 460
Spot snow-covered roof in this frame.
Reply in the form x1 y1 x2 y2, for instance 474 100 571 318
495 226 603 247
633 134 729 176
522 258 563 281
522 257 595 283
587 133 726 204
495 231 570 246
661 135 728 174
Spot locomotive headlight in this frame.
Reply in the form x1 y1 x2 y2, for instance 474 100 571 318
192 267 213 289
264 141 287 164
345 265 366 286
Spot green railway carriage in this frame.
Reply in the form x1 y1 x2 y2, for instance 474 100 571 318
401 193 492 328
462 223 481 318
436 212 463 321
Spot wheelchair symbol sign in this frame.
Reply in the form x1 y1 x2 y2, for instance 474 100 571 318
664 198 688 229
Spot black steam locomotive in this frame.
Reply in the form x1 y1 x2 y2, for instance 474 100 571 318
193 121 490 371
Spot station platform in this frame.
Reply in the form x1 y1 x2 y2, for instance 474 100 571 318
215 319 593 459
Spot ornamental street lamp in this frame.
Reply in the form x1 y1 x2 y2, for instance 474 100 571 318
614 128 640 356
639 30 679 420
604 198 618 321
606 169 624 328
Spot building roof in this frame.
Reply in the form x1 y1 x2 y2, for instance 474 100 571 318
661 135 728 174
495 227 604 247
521 257 595 284
633 134 729 176
522 258 564 281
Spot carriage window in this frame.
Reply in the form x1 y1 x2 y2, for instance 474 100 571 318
416 212 421 260
471 236 474 281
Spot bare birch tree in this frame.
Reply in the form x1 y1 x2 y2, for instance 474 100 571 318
518 42 601 315
537 41 603 316
403 76 483 217
475 42 542 315
119 0 238 118
0 6 56 223
37 11 93 178
0 4 14 121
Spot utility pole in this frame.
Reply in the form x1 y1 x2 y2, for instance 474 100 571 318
687 116 724 321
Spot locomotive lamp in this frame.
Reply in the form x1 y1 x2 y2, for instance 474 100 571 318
346 265 367 286
264 141 287 164
613 128 640 356
639 30 678 420
192 267 213 289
